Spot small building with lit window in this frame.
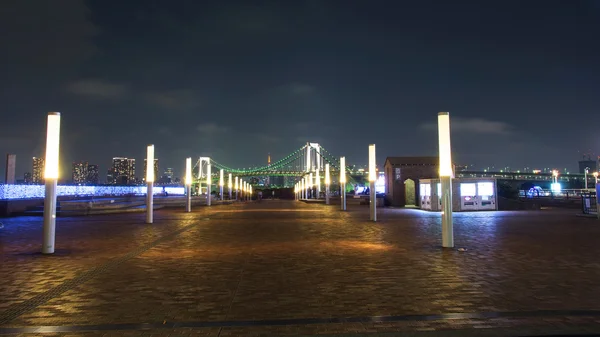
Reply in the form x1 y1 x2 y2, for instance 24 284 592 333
384 157 439 207
419 177 498 211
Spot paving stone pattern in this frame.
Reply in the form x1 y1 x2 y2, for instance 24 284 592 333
1 201 600 335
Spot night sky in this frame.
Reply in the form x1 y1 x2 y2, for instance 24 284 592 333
1 0 599 181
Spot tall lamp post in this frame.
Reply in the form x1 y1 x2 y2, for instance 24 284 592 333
309 173 313 199
594 171 599 185
146 144 155 224
316 168 321 198
585 167 590 189
369 144 377 221
206 159 212 206
219 169 224 200
235 176 239 200
42 112 61 254
325 163 330 205
438 112 453 248
340 156 346 211
185 157 192 212
228 173 232 200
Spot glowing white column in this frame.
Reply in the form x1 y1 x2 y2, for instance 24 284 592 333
316 169 321 197
228 173 232 200
594 172 598 185
438 112 454 248
43 112 60 254
219 169 224 200
185 157 192 212
235 176 239 200
325 163 330 205
369 144 377 222
306 144 311 172
585 168 589 189
303 177 307 199
146 144 155 224
340 156 346 211
206 159 212 206
309 172 313 199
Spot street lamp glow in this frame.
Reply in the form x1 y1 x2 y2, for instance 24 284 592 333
438 113 452 177
44 112 61 179
368 144 376 182
185 157 192 185
368 144 377 221
438 112 453 248
146 144 155 224
42 112 61 254
185 157 192 212
306 144 311 172
219 169 224 186
325 163 331 205
228 173 232 189
146 145 155 182
235 176 238 190
340 157 346 183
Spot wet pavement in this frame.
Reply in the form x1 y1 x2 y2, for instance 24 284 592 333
1 200 600 336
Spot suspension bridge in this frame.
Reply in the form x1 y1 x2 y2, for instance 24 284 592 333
191 142 360 191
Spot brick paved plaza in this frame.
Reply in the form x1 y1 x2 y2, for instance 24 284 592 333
1 201 600 336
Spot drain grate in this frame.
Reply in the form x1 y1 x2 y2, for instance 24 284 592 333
0 221 200 325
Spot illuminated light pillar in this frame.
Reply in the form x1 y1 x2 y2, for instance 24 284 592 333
340 156 347 211
219 169 224 200
325 163 330 205
303 177 307 200
185 157 192 212
369 144 377 221
594 172 598 185
206 159 212 206
316 168 321 197
235 176 239 200
42 112 60 254
438 112 454 248
596 180 600 220
306 144 311 172
585 168 589 190
146 144 155 224
228 173 232 200
309 172 313 199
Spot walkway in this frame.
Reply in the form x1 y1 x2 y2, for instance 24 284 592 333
1 201 600 336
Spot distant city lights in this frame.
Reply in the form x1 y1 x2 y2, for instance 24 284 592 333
0 185 185 200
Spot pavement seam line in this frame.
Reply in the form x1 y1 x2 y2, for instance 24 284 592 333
218 248 252 337
0 220 201 326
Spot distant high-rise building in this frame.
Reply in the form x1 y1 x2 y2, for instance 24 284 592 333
72 161 88 184
579 160 597 174
32 157 45 184
160 167 174 184
87 164 99 184
24 172 32 184
111 157 136 185
143 159 159 182
5 154 16 184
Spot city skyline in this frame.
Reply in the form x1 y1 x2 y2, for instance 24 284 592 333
1 1 599 179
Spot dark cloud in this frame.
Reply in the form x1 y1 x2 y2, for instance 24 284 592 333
66 79 129 99
421 118 514 135
0 0 98 70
